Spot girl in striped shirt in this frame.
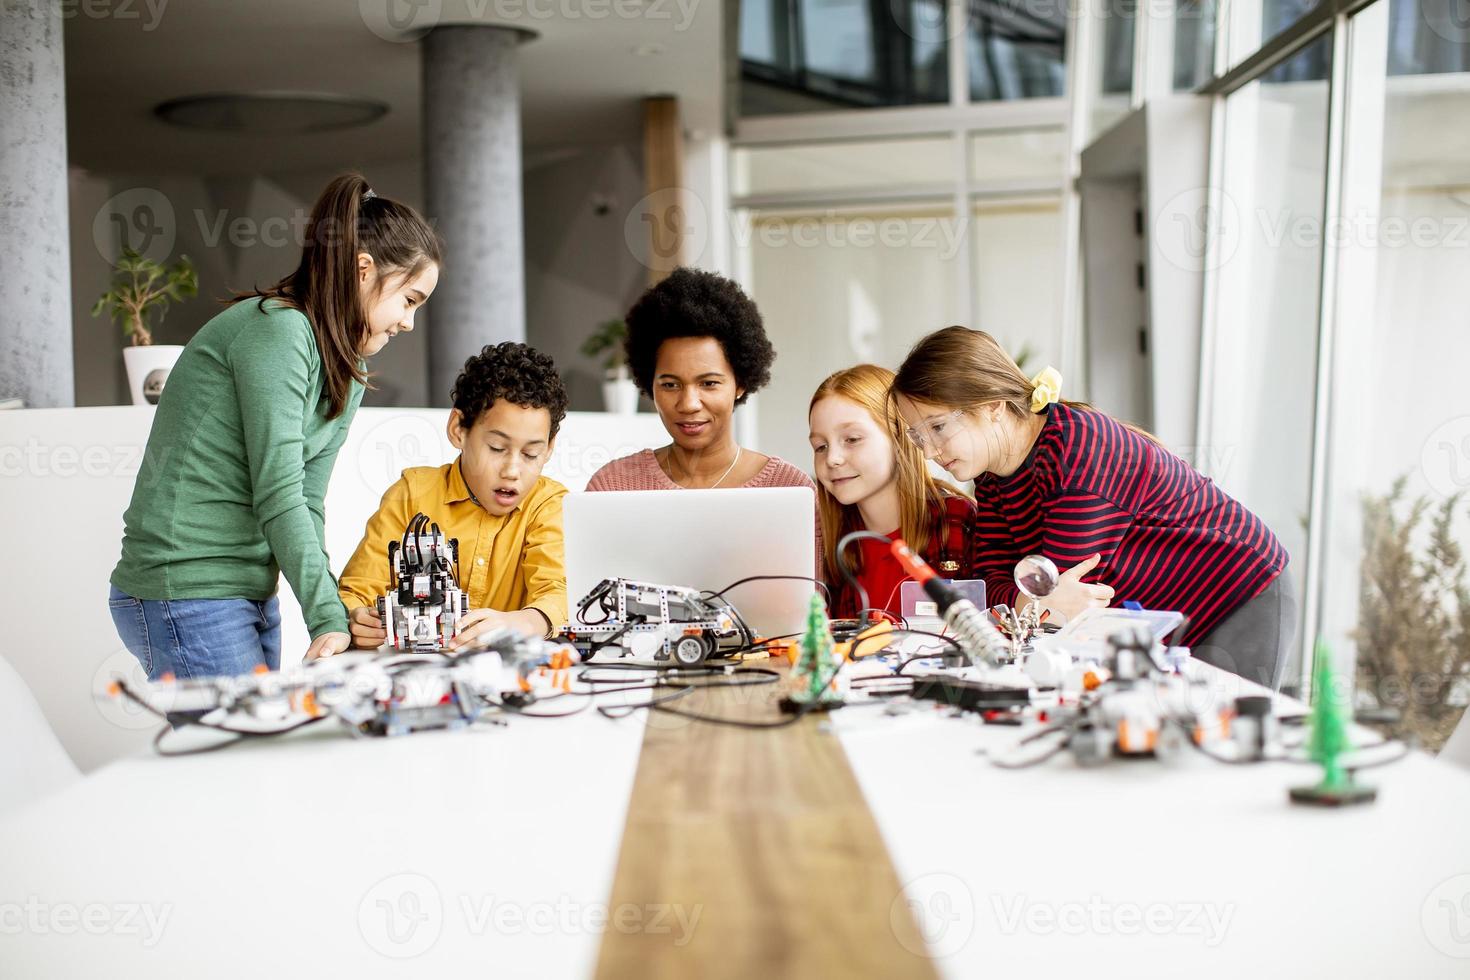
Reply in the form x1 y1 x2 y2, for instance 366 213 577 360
890 327 1293 688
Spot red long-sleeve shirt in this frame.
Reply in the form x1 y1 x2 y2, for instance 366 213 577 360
971 404 1286 646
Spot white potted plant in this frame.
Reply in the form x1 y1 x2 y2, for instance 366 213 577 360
582 317 640 414
91 247 198 406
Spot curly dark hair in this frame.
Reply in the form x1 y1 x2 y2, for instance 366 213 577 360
623 267 775 406
451 342 569 441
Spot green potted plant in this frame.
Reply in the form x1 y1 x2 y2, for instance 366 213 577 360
92 247 198 405
582 317 638 414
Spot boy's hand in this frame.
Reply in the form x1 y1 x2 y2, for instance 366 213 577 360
449 608 548 650
348 605 388 649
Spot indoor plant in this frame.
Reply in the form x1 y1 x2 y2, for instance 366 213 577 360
582 317 639 414
1356 475 1469 752
92 247 198 405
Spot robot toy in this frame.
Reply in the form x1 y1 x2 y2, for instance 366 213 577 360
562 578 755 665
109 628 585 739
378 512 469 652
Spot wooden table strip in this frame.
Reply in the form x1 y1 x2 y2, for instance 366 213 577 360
593 665 940 980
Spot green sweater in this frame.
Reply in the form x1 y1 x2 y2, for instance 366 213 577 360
111 298 364 639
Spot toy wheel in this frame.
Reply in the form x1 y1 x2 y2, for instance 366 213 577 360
673 636 707 666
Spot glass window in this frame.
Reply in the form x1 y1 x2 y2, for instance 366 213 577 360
1204 35 1332 685
741 205 963 465
733 136 957 198
741 0 785 66
967 0 1069 101
1321 0 1470 749
1173 0 1218 91
1227 0 1324 71
1090 0 1137 136
740 0 950 115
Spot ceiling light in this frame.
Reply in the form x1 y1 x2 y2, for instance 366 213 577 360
154 92 389 135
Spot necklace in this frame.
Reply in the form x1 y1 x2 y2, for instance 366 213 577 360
670 446 742 489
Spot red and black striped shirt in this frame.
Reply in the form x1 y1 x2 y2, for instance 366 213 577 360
971 404 1286 646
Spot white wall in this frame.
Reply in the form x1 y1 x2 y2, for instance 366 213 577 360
71 165 431 408
740 201 1062 470
69 146 659 414
523 142 652 412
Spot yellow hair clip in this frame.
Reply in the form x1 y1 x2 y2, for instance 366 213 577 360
1030 366 1062 413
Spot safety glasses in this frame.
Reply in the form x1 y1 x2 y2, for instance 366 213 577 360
903 409 965 453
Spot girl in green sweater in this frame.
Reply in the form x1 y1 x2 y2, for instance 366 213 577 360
110 173 441 678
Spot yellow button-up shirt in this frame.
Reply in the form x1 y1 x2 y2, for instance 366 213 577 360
338 459 568 635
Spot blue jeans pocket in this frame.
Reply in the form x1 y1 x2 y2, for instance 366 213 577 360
108 586 153 677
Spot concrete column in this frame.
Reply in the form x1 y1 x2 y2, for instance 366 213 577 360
0 1 74 407
422 25 527 405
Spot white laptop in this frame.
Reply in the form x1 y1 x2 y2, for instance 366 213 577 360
562 486 816 639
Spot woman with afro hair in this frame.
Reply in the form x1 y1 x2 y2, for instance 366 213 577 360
586 268 821 560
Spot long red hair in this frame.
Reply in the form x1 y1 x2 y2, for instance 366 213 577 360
809 364 966 595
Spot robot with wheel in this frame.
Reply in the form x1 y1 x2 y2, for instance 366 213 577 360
561 578 755 665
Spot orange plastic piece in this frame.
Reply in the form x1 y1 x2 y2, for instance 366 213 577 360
1082 670 1103 691
105 681 121 697
846 620 895 660
300 690 320 718
160 671 176 682
253 664 268 675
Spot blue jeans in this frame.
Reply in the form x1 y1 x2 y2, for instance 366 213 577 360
108 585 282 680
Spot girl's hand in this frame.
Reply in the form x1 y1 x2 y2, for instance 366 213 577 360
348 605 388 649
305 631 351 660
1035 554 1115 624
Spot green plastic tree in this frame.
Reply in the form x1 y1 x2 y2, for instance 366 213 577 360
1305 639 1351 785
793 592 839 705
91 247 198 347
1291 638 1376 806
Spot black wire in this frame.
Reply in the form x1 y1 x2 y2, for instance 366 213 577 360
597 683 698 719
885 628 968 673
701 575 833 607
987 725 1074 769
834 529 894 623
578 663 781 689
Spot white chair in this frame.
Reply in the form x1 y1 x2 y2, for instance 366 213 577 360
0 653 81 817
1440 706 1470 772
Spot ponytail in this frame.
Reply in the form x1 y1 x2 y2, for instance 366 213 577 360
235 173 443 418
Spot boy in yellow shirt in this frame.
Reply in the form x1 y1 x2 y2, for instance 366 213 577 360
339 342 569 647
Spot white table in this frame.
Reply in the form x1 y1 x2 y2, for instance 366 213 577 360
834 665 1470 977
0 703 650 979
4 662 1469 979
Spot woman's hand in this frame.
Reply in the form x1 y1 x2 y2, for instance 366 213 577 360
305 631 351 660
1034 553 1115 624
348 605 388 649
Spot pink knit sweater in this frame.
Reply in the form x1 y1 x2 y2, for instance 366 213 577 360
585 449 823 574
